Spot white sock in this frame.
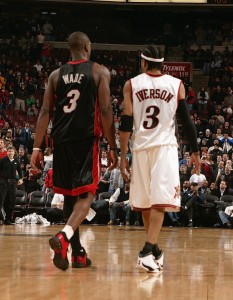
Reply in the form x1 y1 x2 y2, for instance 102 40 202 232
61 225 74 240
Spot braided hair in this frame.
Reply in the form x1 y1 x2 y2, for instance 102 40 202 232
142 45 164 71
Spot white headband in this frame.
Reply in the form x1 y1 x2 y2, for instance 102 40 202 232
141 53 164 62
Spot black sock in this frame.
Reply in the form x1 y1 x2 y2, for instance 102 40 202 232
140 242 153 255
152 244 162 258
70 228 83 255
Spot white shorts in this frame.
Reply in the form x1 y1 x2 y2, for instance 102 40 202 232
130 145 180 212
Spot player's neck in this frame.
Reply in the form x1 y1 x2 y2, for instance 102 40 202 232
146 70 162 76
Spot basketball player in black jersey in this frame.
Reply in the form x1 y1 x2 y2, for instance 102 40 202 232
31 31 118 271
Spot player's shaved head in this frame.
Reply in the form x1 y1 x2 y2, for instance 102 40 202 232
68 31 90 51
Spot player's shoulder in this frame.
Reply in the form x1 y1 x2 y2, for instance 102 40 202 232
92 62 110 81
49 67 61 79
131 72 146 81
163 73 181 81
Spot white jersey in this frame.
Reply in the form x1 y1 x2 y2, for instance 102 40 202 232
131 73 181 151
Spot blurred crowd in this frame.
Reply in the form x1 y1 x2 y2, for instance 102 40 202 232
0 13 233 228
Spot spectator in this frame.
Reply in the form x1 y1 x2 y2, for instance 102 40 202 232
213 160 225 184
100 150 109 167
42 127 54 150
25 94 36 109
215 180 230 199
206 182 218 196
42 20 53 41
15 83 29 113
0 145 23 225
197 86 209 112
41 41 52 63
46 193 64 225
36 31 45 58
201 154 214 182
0 138 7 158
211 85 225 105
179 151 190 167
179 164 190 187
167 212 182 227
212 107 225 125
217 165 233 192
108 182 131 226
44 167 53 193
26 131 36 155
219 131 233 154
33 60 43 72
189 168 207 187
27 103 39 118
185 85 196 111
217 205 233 228
181 182 204 227
208 139 223 162
0 85 9 111
223 86 233 107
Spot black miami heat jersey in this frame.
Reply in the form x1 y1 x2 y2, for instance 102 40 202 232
52 60 101 143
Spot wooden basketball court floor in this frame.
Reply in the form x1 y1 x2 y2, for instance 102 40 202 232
0 224 233 300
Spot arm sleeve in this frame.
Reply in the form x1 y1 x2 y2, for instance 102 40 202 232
176 99 199 153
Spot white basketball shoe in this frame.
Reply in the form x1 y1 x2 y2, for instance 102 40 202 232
154 251 164 270
137 253 162 273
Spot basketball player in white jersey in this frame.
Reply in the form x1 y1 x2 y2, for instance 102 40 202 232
119 45 200 273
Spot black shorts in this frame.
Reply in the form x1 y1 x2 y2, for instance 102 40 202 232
53 138 99 196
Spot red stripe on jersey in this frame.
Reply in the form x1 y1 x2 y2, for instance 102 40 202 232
94 96 102 137
92 139 100 192
68 59 88 65
146 72 163 77
130 79 133 103
177 80 182 107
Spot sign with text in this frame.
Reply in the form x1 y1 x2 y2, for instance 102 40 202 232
128 0 207 3
208 0 233 3
163 62 193 81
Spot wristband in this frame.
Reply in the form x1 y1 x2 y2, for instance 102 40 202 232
110 147 117 151
119 114 133 132
33 148 41 151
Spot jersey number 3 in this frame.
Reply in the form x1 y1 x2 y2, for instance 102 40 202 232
63 90 80 113
143 105 160 129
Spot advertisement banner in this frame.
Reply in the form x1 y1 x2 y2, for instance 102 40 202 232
163 62 193 82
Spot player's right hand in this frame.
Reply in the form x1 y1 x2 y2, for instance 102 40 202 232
30 149 44 170
120 156 130 182
108 149 118 171
189 152 201 170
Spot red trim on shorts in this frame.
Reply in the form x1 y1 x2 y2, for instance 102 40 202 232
53 183 97 197
133 207 151 212
133 204 180 211
152 204 179 209
68 59 88 65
